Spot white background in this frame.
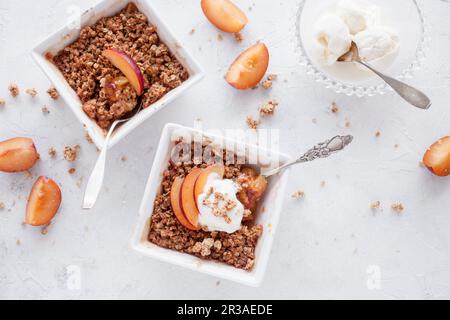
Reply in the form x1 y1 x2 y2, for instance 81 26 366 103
1 0 449 299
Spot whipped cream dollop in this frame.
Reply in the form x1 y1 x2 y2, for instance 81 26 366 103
314 0 398 66
197 173 244 234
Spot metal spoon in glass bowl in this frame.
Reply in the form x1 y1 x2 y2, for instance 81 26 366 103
250 135 354 178
82 101 143 210
338 42 431 110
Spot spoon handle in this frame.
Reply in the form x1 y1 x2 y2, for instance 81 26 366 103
358 61 431 110
82 121 119 209
262 135 354 177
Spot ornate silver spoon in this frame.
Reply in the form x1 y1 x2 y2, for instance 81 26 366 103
338 42 431 110
261 135 354 177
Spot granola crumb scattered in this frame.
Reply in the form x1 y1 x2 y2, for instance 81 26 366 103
246 116 260 129
371 201 381 210
8 84 19 97
16 239 21 246
261 74 277 89
85 132 93 144
0 98 5 106
234 32 243 42
217 34 223 41
189 28 195 35
331 101 339 113
47 86 59 100
391 202 404 213
0 202 5 210
291 191 305 199
26 88 38 97
68 168 76 175
76 177 83 188
41 105 50 114
345 120 351 128
259 100 279 116
375 131 381 137
64 145 80 162
121 155 127 162
320 180 326 187
41 228 49 236
48 147 57 158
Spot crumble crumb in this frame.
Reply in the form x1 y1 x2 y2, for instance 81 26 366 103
331 101 339 113
76 177 83 188
68 168 76 174
217 34 223 41
121 156 127 162
234 32 243 42
41 105 50 114
375 131 381 137
291 191 305 199
48 147 57 158
85 132 93 144
391 202 404 213
64 145 80 162
26 88 38 97
41 228 49 236
189 28 195 35
47 87 59 100
261 74 277 89
0 98 5 106
0 201 4 210
259 99 279 116
345 120 351 128
246 116 260 129
371 201 381 210
320 181 326 187
16 239 21 246
8 84 19 97
394 144 399 148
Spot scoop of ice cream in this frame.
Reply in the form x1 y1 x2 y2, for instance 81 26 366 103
335 0 381 35
353 26 399 61
197 173 244 234
314 14 352 65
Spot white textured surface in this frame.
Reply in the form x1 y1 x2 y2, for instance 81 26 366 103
0 0 449 299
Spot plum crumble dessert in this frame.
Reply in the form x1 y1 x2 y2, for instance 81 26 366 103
148 138 269 270
52 2 189 129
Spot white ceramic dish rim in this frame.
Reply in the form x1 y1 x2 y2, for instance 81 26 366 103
31 0 204 150
131 123 292 287
292 0 429 97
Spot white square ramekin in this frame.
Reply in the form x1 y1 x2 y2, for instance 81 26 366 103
131 123 292 287
31 0 204 149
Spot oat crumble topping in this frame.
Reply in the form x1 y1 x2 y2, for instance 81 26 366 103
148 142 264 270
375 131 381 137
26 88 38 97
234 32 243 42
0 98 5 106
246 116 260 129
47 87 59 100
8 84 19 97
85 132 94 144
0 202 5 210
52 3 189 129
391 202 404 212
261 74 277 89
291 191 305 199
331 101 339 113
68 168 76 175
371 201 381 210
41 106 50 114
260 99 278 116
64 145 80 162
48 147 57 158
217 34 223 41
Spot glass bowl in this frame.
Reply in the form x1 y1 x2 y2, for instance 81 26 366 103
293 0 429 97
